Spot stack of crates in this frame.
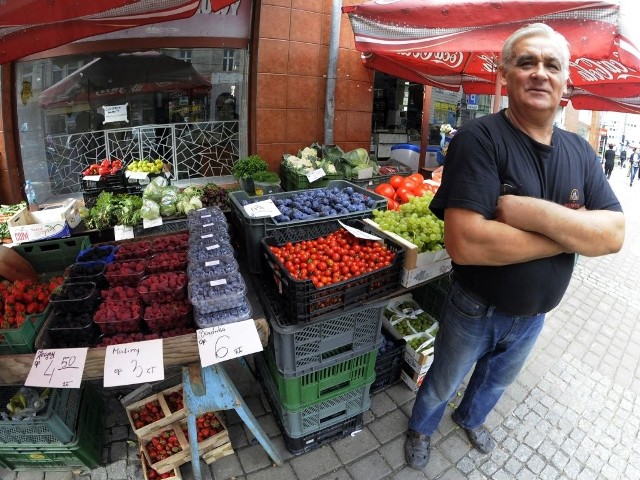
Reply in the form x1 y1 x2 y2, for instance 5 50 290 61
255 281 392 454
0 381 104 473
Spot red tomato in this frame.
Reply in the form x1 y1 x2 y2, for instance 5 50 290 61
396 187 416 203
374 183 396 200
387 198 400 210
415 184 431 197
400 178 418 192
389 175 404 189
408 173 425 185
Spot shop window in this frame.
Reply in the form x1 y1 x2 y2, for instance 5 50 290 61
15 47 248 203
222 49 235 72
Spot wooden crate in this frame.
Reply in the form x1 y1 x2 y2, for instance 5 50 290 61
141 447 181 480
140 423 190 475
126 384 186 438
202 441 234 465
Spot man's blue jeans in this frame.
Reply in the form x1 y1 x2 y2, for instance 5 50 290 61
632 165 639 185
408 279 545 435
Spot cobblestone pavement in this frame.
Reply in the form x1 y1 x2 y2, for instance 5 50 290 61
2 165 639 480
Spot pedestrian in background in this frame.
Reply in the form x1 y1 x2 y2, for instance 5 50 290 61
404 22 625 471
630 148 640 185
620 148 627 168
603 144 616 179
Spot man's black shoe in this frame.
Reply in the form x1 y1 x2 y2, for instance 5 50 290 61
452 417 496 454
404 430 430 470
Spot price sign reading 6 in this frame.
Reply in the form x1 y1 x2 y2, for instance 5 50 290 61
196 319 263 367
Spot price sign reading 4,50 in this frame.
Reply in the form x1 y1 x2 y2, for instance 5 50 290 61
103 339 164 387
25 348 88 389
197 319 263 367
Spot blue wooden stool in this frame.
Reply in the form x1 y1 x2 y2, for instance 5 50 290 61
182 361 283 479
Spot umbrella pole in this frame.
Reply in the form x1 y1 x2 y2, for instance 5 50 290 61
419 85 433 170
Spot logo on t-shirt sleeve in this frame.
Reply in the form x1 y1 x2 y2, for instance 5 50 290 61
564 188 581 209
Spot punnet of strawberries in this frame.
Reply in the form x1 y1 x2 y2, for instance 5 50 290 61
180 411 224 443
130 400 165 430
145 428 182 463
0 277 63 329
142 455 176 480
137 272 187 304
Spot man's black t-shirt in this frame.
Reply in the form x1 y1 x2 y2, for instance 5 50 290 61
430 110 622 316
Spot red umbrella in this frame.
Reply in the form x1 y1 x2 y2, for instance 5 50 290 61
344 0 640 113
0 0 239 65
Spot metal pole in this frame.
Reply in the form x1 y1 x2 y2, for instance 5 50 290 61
324 0 342 145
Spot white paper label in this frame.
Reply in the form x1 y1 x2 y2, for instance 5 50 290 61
202 223 215 228
339 220 382 241
205 244 220 251
196 320 263 367
25 348 88 388
306 168 326 183
102 103 129 124
103 339 164 387
201 233 214 239
143 217 163 229
243 199 281 218
83 175 102 182
125 171 149 180
114 225 135 240
209 278 227 286
200 213 211 218
205 260 221 267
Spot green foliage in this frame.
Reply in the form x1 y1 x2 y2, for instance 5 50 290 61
233 155 269 179
84 191 143 229
251 170 280 183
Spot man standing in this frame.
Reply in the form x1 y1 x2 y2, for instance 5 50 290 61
405 23 624 470
630 148 640 186
603 144 616 179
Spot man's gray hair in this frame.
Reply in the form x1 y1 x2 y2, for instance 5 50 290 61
500 23 570 77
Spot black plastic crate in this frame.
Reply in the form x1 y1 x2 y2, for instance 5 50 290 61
80 171 126 191
261 219 405 324
282 412 363 455
229 180 388 273
413 274 453 320
348 160 413 190
370 325 406 395
257 279 384 377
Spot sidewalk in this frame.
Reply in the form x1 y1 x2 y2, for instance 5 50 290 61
2 164 639 480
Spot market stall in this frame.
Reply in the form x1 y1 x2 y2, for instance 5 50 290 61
0 145 450 476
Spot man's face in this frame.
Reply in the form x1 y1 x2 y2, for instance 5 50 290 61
501 35 568 113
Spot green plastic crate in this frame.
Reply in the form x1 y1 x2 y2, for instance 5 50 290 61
263 346 378 410
12 236 91 276
283 167 343 191
256 352 372 438
0 381 83 445
0 304 51 354
0 382 104 472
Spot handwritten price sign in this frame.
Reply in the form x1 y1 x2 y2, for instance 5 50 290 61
243 199 281 218
196 319 263 367
25 348 88 388
103 339 164 387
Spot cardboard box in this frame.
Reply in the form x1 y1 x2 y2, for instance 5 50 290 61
400 367 426 393
7 199 81 244
362 219 451 287
403 327 437 372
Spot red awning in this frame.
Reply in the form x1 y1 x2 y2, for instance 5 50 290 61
0 0 218 64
